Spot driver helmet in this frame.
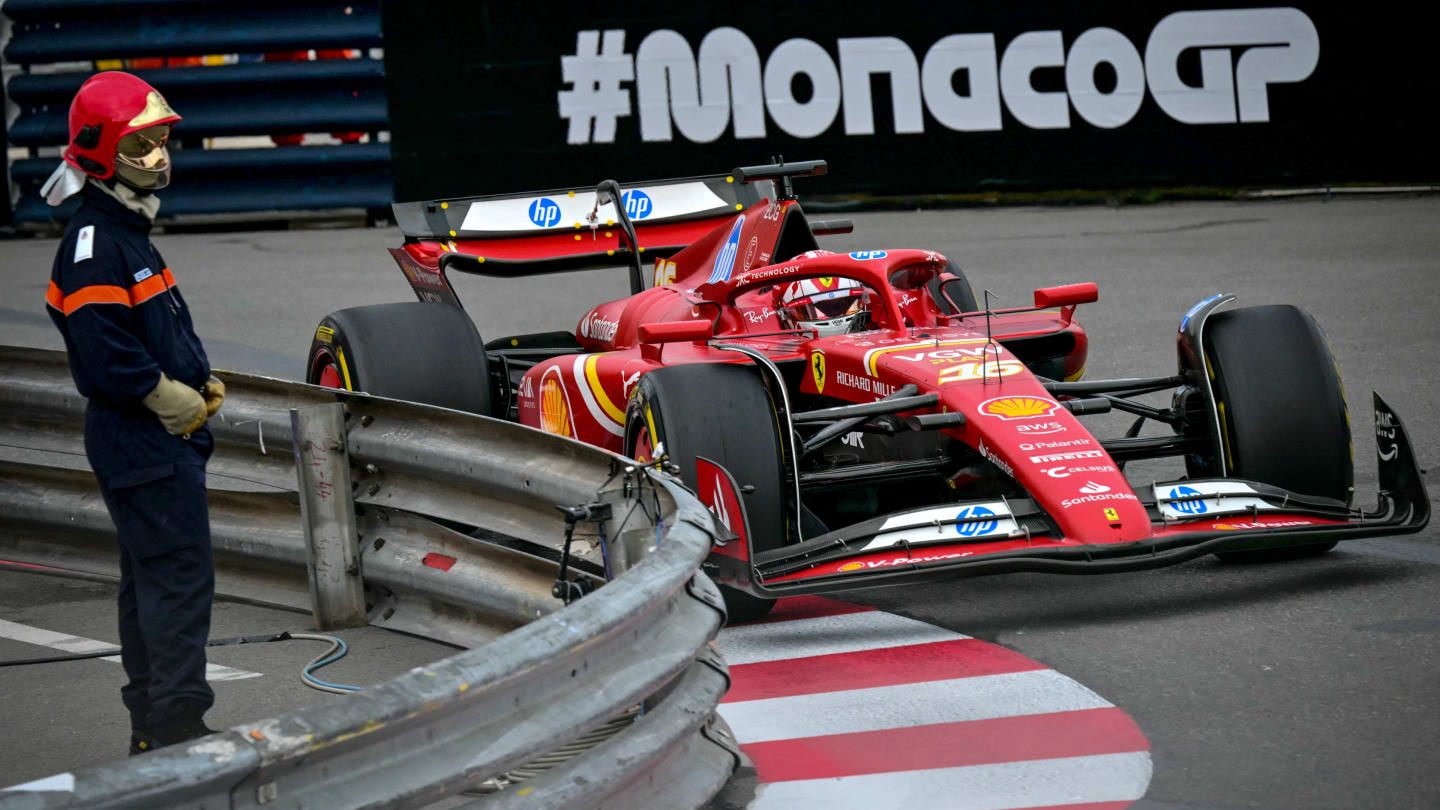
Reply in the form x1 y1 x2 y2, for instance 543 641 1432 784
64 71 180 191
775 277 869 337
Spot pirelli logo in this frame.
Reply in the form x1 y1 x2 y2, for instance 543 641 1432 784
315 326 335 344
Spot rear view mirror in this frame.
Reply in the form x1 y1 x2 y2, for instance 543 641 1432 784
637 320 713 344
1034 283 1099 308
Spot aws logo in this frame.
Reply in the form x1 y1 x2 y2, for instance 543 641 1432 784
978 396 1061 420
811 351 826 393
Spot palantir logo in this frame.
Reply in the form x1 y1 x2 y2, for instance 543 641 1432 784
528 197 563 228
621 189 653 219
708 216 746 283
955 506 998 537
849 250 887 261
1168 485 1208 514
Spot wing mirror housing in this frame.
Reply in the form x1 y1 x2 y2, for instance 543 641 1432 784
638 320 714 360
1033 283 1098 308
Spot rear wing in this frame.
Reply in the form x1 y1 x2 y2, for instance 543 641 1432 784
393 172 766 241
391 161 832 299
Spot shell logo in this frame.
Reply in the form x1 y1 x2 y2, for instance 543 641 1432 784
839 561 864 572
539 376 573 438
979 396 1061 420
1214 524 1239 530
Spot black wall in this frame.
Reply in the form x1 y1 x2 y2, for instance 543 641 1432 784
383 2 1438 202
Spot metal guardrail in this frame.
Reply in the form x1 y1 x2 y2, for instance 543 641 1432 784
2 1 392 224
0 345 738 809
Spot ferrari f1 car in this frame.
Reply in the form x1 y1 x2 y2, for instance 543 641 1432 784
308 160 1429 621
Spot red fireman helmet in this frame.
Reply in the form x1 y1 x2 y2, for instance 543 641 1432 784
63 71 180 188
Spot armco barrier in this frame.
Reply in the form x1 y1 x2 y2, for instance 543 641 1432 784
0 345 739 809
2 0 391 225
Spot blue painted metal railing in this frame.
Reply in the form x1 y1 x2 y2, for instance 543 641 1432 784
2 0 391 225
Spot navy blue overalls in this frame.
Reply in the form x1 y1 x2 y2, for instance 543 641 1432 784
45 183 215 732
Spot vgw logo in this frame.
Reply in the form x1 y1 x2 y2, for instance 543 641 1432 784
528 197 563 228
621 189 653 219
1168 485 1208 514
955 506 998 537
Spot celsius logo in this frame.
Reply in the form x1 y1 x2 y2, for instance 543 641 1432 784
849 250 888 261
1168 485 1208 514
559 10 1319 144
955 506 998 537
708 216 746 283
528 197 562 228
621 189 652 219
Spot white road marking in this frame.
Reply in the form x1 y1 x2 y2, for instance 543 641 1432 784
0 773 76 793
721 669 1114 744
749 751 1152 810
0 618 262 681
716 609 962 665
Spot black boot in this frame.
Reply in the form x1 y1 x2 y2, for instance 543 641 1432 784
129 729 157 756
151 700 217 748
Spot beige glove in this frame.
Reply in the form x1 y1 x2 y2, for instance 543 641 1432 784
143 373 208 436
202 375 226 417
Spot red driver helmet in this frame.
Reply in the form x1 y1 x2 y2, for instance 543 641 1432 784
774 276 870 336
63 71 181 189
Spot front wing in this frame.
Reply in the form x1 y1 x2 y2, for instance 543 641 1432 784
721 392 1429 598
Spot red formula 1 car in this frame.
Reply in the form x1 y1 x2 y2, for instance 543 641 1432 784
308 160 1428 621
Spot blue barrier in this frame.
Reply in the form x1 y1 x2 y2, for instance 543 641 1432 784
2 0 391 225
10 144 394 223
2 1 381 64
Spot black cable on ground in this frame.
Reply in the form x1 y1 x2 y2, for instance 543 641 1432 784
0 629 363 694
0 632 293 667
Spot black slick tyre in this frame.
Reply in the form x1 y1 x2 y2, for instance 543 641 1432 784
623 363 785 623
306 302 493 416
1198 305 1352 562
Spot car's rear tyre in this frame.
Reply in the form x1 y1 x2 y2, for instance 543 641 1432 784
624 363 785 623
307 302 493 416
1195 305 1352 562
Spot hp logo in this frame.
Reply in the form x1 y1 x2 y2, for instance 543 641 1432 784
1168 485 1208 514
621 189 653 220
955 506 998 537
848 250 888 261
528 197 562 228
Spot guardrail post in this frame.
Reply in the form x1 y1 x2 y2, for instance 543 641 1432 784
290 403 368 630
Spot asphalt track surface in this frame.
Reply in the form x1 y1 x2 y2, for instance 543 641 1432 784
2 195 1438 807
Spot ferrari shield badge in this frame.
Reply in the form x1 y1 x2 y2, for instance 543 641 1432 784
811 351 826 393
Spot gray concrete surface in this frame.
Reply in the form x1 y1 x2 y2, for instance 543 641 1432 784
3 194 1438 807
0 570 458 786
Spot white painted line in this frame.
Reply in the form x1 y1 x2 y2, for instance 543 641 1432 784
748 751 1152 810
0 618 262 681
716 609 964 666
1 773 75 793
720 669 1113 744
